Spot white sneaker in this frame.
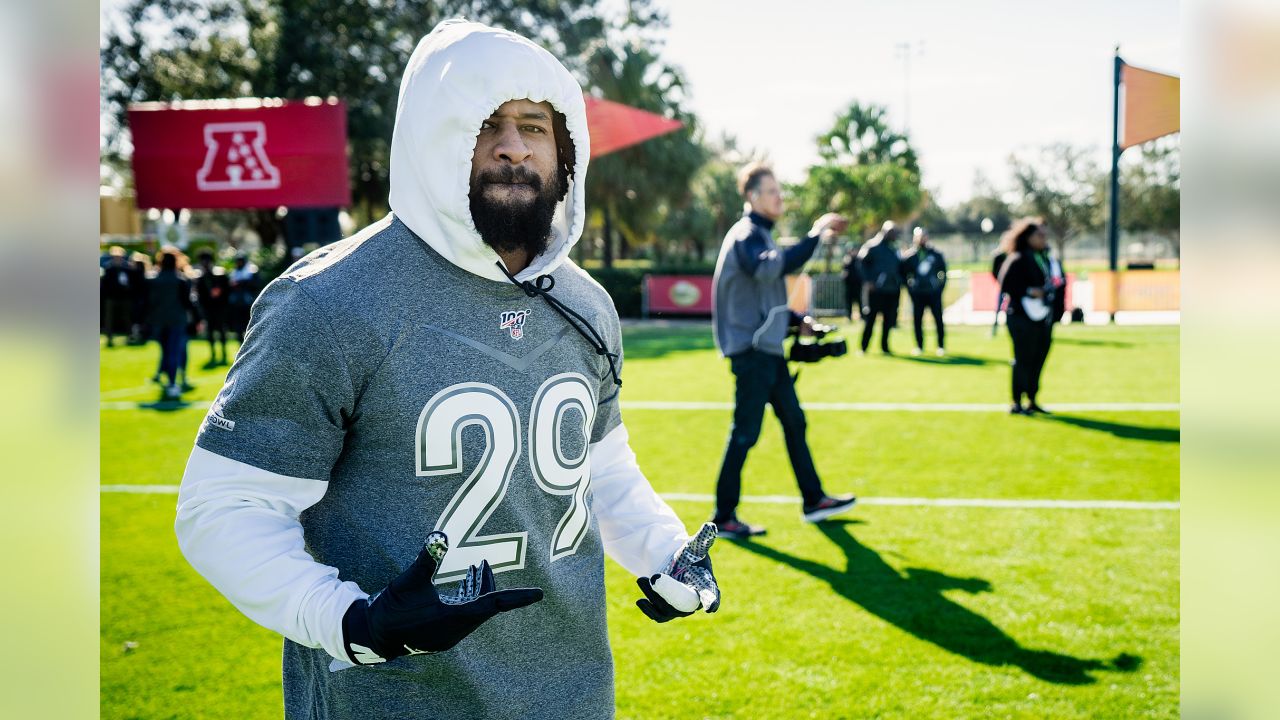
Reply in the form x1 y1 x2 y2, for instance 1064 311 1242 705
164 384 181 400
936 348 947 357
911 347 922 356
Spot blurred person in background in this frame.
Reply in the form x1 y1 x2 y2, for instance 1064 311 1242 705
100 246 133 347
840 238 863 322
901 227 948 356
856 221 904 355
996 219 1056 414
990 231 1016 337
227 253 260 341
147 248 198 400
128 251 151 344
194 249 231 366
711 161 858 539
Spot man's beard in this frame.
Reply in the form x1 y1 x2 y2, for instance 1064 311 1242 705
468 166 561 260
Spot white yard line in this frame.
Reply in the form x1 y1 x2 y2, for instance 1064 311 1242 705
99 484 1177 510
620 401 1180 412
98 384 161 400
99 400 1180 412
661 493 1179 510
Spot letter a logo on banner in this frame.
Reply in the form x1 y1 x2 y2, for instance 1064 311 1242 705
196 122 282 191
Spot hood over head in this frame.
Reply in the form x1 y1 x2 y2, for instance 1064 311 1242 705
389 20 590 283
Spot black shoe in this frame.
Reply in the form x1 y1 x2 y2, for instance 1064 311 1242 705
1026 403 1051 415
802 494 857 523
715 517 767 540
1010 404 1026 415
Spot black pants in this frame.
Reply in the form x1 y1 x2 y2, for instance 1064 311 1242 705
155 325 186 387
715 350 824 520
1007 313 1052 404
844 282 861 320
910 292 945 350
861 291 899 353
204 304 229 361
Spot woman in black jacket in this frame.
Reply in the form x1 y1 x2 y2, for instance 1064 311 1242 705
996 219 1054 414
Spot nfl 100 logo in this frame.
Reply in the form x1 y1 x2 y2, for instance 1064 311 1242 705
499 309 531 340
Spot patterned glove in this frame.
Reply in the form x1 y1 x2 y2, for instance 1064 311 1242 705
636 523 721 623
341 532 544 664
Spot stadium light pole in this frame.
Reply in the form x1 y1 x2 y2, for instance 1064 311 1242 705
895 41 925 135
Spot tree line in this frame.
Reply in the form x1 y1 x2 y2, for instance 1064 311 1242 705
101 0 1178 267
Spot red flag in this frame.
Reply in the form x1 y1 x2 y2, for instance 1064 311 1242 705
1121 64 1180 149
584 96 684 158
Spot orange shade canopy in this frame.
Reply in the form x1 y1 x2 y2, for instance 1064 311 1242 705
584 95 684 158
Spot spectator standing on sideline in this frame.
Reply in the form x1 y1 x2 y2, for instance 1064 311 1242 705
194 250 232 366
227 254 260 341
710 162 858 539
147 248 198 400
100 246 133 347
128 252 151 343
901 227 948 356
840 239 863 322
997 219 1056 414
856 221 903 355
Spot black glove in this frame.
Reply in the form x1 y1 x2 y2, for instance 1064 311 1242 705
636 523 721 623
342 532 544 664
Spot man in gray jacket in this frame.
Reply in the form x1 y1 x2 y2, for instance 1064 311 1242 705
710 163 857 539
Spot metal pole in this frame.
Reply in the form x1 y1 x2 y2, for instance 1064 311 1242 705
1108 48 1123 272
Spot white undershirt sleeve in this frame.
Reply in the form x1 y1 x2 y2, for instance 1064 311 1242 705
174 445 367 663
589 424 689 577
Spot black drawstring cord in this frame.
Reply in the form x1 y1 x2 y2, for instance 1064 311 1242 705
496 262 622 387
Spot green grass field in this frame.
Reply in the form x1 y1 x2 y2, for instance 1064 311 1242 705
101 322 1179 719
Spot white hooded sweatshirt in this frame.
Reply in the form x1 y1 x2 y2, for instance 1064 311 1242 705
389 18 589 283
173 20 690 720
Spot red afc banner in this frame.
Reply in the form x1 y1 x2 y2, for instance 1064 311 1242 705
127 98 350 210
643 275 714 316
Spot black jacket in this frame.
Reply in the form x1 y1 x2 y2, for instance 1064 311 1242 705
857 240 902 294
997 252 1049 318
901 246 947 296
146 271 197 328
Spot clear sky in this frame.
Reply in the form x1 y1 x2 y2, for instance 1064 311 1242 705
654 0 1181 203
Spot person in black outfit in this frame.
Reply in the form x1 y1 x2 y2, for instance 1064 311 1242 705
997 219 1055 414
100 246 134 347
194 250 231 366
127 252 150 344
856 221 903 354
227 254 260 341
840 240 863 321
147 249 198 400
901 227 947 356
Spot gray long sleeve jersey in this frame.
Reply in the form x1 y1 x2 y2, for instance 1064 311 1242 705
711 211 821 357
183 217 688 719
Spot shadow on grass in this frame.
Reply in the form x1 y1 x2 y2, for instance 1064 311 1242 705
621 326 716 360
1051 337 1134 348
1041 414 1179 443
136 400 196 412
899 353 999 367
731 520 1141 685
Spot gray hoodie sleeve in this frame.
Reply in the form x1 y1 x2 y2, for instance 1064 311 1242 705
195 278 356 480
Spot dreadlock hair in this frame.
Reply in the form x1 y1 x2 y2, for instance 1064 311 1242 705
552 109 575 201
